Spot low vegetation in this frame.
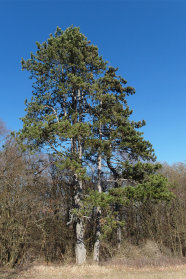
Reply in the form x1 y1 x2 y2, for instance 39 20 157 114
1 261 186 279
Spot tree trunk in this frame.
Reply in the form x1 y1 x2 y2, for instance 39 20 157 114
93 213 101 262
75 217 86 264
74 89 86 264
93 153 102 262
74 175 86 264
93 118 102 262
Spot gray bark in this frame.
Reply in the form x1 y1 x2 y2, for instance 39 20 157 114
74 89 86 264
75 178 86 264
93 153 102 262
93 118 102 262
75 219 86 264
93 223 101 262
73 161 86 265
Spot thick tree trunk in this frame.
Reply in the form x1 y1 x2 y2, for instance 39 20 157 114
93 213 101 262
75 216 86 264
74 89 86 264
93 119 102 262
74 175 86 264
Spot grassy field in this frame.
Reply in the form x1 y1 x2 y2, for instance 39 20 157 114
1 263 186 279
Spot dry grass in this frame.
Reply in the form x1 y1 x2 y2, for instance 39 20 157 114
1 263 186 279
1 242 185 279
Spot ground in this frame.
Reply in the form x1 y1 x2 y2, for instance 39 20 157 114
1 263 186 279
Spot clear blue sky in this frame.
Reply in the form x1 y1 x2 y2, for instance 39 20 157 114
0 0 185 164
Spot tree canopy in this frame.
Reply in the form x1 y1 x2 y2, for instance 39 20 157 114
17 26 172 264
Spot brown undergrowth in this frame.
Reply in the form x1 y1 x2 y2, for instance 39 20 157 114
103 240 186 268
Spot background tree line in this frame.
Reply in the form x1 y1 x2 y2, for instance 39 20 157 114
0 27 185 267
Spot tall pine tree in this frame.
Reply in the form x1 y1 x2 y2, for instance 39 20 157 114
19 26 106 264
19 26 167 263
88 67 161 259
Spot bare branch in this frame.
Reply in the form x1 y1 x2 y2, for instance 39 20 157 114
44 105 59 123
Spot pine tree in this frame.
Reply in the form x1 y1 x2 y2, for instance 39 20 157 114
89 66 162 257
18 26 169 263
19 26 106 264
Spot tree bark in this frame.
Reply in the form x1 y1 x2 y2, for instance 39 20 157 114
74 178 86 264
93 117 102 262
74 89 86 264
75 219 86 264
93 152 102 262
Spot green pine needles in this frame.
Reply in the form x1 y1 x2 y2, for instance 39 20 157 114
18 26 173 262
